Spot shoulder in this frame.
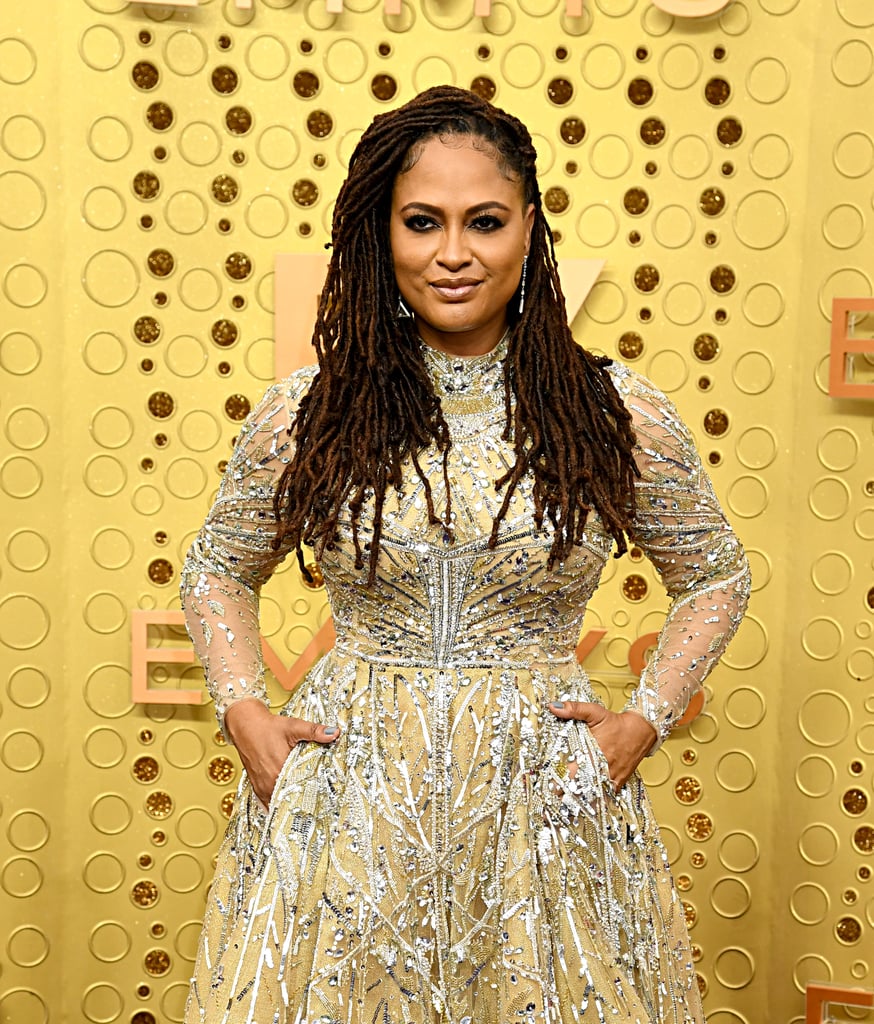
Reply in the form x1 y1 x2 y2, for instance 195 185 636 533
606 359 667 407
232 365 319 457
605 359 685 431
605 359 703 477
273 363 320 407
249 364 319 425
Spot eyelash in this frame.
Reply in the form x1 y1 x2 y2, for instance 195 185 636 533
403 214 505 232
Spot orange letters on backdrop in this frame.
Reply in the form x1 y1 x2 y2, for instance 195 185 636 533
130 609 336 704
131 610 201 705
829 297 874 398
805 983 874 1024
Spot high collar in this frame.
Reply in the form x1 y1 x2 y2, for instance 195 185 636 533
420 330 510 403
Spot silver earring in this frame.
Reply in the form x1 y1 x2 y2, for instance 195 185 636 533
396 296 413 319
518 255 528 314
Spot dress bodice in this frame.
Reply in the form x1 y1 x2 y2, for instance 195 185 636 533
321 338 613 670
180 337 750 744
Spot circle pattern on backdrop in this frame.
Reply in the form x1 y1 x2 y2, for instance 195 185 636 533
0 37 38 84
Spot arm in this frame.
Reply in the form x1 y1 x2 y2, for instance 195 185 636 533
181 370 340 807
619 368 751 749
179 371 313 738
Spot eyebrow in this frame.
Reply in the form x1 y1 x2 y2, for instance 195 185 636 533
398 201 513 215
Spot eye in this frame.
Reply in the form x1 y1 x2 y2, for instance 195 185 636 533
470 214 504 231
403 214 437 231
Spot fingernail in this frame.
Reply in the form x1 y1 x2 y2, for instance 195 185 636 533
323 726 337 735
550 701 565 709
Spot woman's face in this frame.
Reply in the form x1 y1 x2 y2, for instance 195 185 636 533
390 135 534 357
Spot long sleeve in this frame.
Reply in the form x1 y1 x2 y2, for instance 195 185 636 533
180 367 317 737
610 364 751 749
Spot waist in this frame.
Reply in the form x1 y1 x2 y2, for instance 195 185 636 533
332 640 577 671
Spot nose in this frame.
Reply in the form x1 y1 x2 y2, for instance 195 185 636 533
436 225 472 270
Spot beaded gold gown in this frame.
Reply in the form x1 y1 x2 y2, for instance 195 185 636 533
181 338 750 1024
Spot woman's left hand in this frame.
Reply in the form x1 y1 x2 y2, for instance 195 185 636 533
547 702 658 790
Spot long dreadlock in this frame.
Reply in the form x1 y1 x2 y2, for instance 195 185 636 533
273 85 639 585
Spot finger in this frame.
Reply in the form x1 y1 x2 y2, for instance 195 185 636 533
285 717 341 745
547 700 606 724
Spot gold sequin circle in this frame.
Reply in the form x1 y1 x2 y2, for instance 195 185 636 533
146 102 173 131
852 825 874 852
132 61 159 90
147 249 174 278
699 188 726 216
224 394 251 421
132 755 160 782
131 879 159 907
547 78 573 105
617 332 643 360
212 175 239 204
693 333 720 361
211 319 239 347
686 812 714 841
703 409 730 437
544 187 570 214
133 171 161 201
674 776 702 804
134 316 161 344
559 117 586 145
622 574 648 601
145 791 173 819
835 917 862 944
147 391 174 418
224 252 252 280
208 756 236 784
144 948 171 976
843 789 868 815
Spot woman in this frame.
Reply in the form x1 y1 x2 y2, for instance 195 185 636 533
181 86 750 1024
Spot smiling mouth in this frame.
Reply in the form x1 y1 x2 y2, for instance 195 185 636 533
429 279 482 300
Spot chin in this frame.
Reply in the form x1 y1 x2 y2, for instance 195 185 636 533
423 309 486 334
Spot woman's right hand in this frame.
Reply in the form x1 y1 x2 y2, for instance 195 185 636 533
223 699 340 809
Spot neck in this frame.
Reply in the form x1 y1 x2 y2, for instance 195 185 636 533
416 318 511 358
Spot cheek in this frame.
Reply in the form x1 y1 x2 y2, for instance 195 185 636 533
390 235 426 280
488 228 527 270
494 244 525 283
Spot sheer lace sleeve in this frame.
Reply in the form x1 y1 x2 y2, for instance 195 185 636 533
609 364 751 750
179 367 317 738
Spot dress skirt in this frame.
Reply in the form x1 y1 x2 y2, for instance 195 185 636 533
184 653 704 1024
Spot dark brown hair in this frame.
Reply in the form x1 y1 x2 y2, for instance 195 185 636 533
274 85 638 583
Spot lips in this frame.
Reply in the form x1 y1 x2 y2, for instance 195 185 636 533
429 278 482 300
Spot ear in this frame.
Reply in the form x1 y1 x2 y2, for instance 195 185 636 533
523 203 535 254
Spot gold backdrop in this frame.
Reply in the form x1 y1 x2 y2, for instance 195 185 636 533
1 0 873 1022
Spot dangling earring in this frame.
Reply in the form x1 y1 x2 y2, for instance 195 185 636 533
396 296 413 319
518 255 528 314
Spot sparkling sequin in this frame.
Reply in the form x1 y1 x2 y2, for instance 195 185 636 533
842 788 868 814
835 916 862 944
686 813 714 841
144 948 172 975
131 880 159 907
132 755 160 782
674 776 702 804
144 791 173 819
180 337 749 1023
